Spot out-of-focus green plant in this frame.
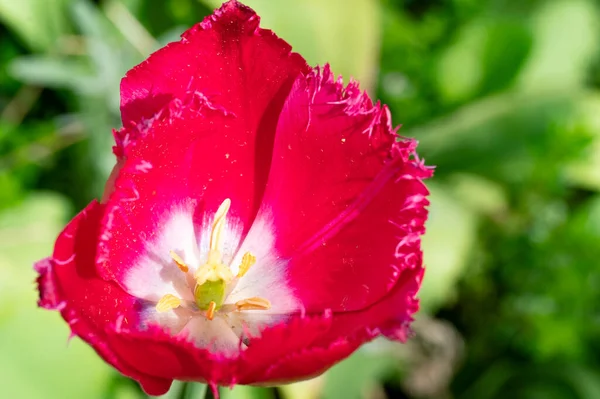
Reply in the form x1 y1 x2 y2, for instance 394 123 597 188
0 194 112 398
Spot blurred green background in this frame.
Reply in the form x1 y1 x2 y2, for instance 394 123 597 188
1 0 600 398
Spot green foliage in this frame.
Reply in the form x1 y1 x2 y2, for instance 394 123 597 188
2 0 600 398
0 194 115 398
0 0 72 51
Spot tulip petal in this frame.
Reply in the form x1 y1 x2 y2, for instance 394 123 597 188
100 311 334 387
246 65 432 312
100 265 420 388
35 201 172 395
119 1 308 125
98 0 308 289
237 265 423 384
116 0 308 159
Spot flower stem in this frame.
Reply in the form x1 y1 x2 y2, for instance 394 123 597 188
178 382 209 399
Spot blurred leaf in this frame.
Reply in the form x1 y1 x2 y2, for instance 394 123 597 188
112 382 145 399
566 366 600 399
9 56 96 92
0 169 24 210
565 93 600 190
76 95 120 198
320 350 397 399
0 0 72 51
518 0 600 91
72 0 115 40
409 88 584 183
419 183 478 312
435 22 485 103
434 15 533 103
71 0 142 111
279 379 323 399
0 193 113 399
72 0 134 102
136 0 211 37
480 18 532 94
222 385 274 399
201 0 381 91
576 195 600 239
447 173 508 217
462 362 600 399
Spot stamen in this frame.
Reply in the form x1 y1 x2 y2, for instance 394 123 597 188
237 252 256 277
206 301 217 320
210 198 231 253
159 199 270 322
193 198 235 287
169 250 189 273
156 294 182 312
235 297 271 311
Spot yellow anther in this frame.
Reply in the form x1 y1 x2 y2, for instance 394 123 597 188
235 297 271 311
237 252 256 277
169 250 189 273
206 301 217 320
156 294 182 313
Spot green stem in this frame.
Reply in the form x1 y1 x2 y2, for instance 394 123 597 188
179 382 209 399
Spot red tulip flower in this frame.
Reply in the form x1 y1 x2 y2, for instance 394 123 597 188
35 0 432 395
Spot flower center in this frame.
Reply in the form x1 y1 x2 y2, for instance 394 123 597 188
154 199 271 320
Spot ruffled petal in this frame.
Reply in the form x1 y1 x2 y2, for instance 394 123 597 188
103 264 420 388
244 264 423 384
98 0 308 288
116 0 308 156
238 265 423 384
119 1 308 125
35 201 173 395
99 312 334 387
245 65 431 312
